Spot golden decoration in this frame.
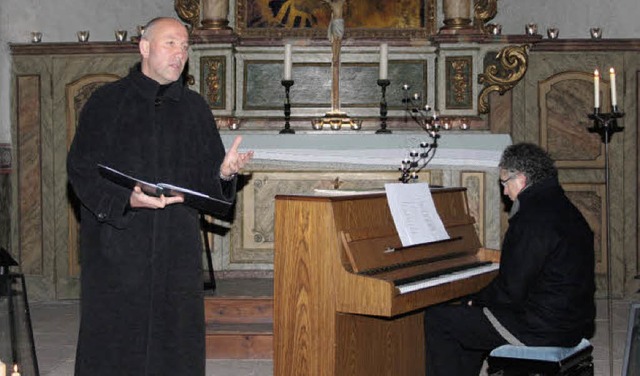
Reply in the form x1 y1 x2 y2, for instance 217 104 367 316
205 59 222 105
451 60 470 104
174 0 200 32
477 44 529 114
473 0 498 34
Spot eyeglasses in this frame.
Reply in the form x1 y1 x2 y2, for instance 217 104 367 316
500 174 520 187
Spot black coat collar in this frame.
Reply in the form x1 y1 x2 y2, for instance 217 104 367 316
128 63 184 102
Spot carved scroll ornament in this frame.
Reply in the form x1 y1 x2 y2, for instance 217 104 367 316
477 44 529 114
174 0 200 32
473 0 498 34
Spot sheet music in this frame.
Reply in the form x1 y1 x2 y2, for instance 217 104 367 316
384 183 450 247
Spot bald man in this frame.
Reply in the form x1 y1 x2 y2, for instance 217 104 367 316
67 17 252 375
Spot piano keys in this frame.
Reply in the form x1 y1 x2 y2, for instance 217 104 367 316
274 187 500 376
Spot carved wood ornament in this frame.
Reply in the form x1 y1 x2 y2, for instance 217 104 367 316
477 44 529 114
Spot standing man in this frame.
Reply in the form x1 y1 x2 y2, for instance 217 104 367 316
424 143 595 375
67 17 252 375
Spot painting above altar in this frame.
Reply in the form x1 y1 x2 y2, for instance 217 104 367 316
237 0 437 38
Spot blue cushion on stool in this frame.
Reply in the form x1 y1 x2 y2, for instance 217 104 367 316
489 338 592 362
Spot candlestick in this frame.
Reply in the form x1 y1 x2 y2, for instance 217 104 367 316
376 79 391 134
379 43 388 80
594 69 600 109
585 106 624 376
283 44 292 81
609 67 617 107
280 80 295 134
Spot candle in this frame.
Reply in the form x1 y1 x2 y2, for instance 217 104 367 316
379 43 388 80
593 69 600 109
283 44 292 80
609 67 617 107
0 359 6 376
10 365 18 376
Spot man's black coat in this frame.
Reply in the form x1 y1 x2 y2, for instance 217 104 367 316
67 65 234 375
474 176 596 346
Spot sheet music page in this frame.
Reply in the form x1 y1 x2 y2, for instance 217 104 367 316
384 183 450 247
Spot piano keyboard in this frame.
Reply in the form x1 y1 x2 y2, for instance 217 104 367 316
396 262 499 294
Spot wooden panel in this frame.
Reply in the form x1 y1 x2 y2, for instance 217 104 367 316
335 312 424 376
564 183 606 274
65 74 121 278
539 71 604 168
17 75 43 275
461 171 485 245
235 171 401 263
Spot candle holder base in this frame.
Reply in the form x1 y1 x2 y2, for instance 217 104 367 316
312 111 362 131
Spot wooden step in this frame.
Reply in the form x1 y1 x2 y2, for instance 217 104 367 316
204 278 274 359
206 323 273 359
205 297 273 324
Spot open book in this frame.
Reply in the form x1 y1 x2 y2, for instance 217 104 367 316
98 164 233 216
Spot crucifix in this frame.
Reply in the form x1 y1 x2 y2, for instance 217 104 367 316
313 0 361 130
325 0 345 114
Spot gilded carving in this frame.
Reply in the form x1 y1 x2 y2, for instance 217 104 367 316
478 44 529 114
174 0 201 32
200 56 225 109
451 59 470 105
446 56 472 109
473 0 498 34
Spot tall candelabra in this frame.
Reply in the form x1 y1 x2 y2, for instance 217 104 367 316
398 84 442 183
280 80 295 134
587 105 624 376
376 79 391 134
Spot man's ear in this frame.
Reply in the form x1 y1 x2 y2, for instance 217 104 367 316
139 39 150 58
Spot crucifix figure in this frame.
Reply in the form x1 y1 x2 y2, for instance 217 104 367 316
323 0 345 114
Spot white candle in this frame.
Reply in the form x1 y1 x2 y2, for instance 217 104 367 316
0 359 6 376
609 67 617 107
283 44 292 80
379 43 388 80
593 69 600 109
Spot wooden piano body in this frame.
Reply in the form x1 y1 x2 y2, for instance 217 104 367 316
274 187 500 376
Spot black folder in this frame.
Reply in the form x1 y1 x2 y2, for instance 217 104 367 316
98 164 233 216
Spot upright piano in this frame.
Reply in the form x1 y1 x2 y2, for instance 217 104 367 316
273 187 501 376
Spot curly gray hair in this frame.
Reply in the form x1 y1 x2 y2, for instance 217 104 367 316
499 143 557 186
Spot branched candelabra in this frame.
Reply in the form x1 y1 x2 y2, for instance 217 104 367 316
280 80 295 134
398 84 442 183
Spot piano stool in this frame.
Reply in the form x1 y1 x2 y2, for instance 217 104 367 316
487 338 594 376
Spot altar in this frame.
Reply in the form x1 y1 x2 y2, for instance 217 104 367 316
214 132 511 275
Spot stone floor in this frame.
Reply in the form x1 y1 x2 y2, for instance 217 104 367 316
23 298 636 376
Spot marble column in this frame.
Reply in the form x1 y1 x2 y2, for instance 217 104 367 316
440 0 473 32
201 0 230 30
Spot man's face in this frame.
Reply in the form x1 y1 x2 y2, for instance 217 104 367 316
139 19 189 85
499 169 526 202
